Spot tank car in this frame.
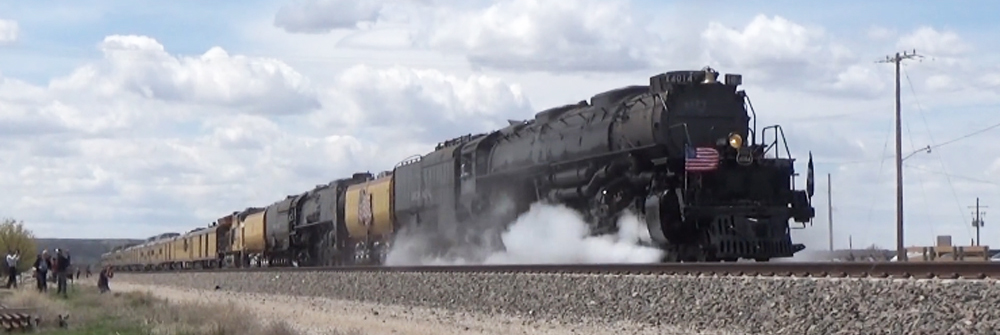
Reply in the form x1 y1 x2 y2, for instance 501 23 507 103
343 170 395 264
394 67 816 262
216 207 267 267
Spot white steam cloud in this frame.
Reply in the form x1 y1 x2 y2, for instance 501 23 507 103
385 202 664 265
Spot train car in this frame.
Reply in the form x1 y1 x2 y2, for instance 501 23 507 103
130 243 147 271
154 239 167 269
170 234 190 269
190 226 219 268
169 226 220 269
224 207 266 267
213 214 235 267
260 191 300 266
344 171 395 264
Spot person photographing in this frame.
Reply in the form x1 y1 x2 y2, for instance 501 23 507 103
53 249 70 297
5 249 19 289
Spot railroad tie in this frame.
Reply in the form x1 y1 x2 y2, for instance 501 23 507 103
0 306 37 332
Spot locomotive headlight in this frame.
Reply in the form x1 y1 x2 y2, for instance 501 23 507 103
728 133 743 149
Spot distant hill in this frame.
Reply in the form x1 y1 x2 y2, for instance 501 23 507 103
34 238 143 269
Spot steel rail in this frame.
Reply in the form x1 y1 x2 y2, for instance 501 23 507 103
115 262 1000 279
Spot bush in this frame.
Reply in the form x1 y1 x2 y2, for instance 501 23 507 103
0 218 38 273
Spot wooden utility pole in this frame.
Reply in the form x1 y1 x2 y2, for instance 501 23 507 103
968 198 988 246
827 173 833 251
879 49 922 262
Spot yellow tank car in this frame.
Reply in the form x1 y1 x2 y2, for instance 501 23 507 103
345 173 394 237
241 211 266 253
344 172 395 263
227 208 267 267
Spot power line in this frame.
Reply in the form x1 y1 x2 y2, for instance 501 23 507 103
864 116 894 235
824 119 1000 166
902 66 974 242
904 164 1000 186
932 122 1000 149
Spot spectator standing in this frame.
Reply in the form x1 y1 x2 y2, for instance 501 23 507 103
97 266 113 293
33 250 52 292
54 249 70 297
5 250 19 289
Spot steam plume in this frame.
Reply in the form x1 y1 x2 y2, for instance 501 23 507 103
385 202 664 265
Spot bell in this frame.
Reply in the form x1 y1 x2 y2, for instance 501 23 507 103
701 66 719 84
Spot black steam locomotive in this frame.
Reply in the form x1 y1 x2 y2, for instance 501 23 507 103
102 67 816 272
396 66 816 262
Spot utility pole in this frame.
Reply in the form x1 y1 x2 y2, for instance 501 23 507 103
827 173 834 251
968 198 988 246
879 49 922 262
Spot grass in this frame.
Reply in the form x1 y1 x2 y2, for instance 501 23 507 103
0 281 364 335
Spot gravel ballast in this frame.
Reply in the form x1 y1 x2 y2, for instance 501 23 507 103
115 271 999 334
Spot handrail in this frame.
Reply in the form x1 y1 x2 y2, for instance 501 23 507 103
394 154 423 168
760 125 797 190
744 94 758 145
760 125 792 160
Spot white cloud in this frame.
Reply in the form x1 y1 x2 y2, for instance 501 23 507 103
273 0 387 33
700 14 888 98
702 14 831 69
0 19 17 44
271 0 662 73
896 27 971 57
50 35 321 116
417 0 658 72
327 64 533 142
336 27 414 50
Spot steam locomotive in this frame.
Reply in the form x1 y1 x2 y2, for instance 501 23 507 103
101 67 816 271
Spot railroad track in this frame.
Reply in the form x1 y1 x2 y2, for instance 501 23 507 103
121 261 1000 279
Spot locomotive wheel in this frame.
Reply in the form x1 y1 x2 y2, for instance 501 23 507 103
661 252 679 263
315 231 338 267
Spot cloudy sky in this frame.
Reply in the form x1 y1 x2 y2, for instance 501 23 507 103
1 0 998 251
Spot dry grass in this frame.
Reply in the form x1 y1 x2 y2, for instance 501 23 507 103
0 284 363 335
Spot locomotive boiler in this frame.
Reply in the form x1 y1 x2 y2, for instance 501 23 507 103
101 67 817 271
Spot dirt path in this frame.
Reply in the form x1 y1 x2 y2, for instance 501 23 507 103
111 281 674 335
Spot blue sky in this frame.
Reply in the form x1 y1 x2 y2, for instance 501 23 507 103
1 0 999 255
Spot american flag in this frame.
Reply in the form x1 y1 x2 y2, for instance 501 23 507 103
685 145 720 172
